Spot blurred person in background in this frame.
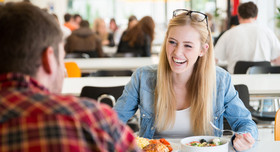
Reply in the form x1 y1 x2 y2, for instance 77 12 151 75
63 13 78 31
215 2 280 73
0 2 140 151
206 13 215 32
127 15 138 30
65 20 104 57
117 16 155 57
214 15 239 46
93 18 115 47
73 14 82 29
114 15 138 47
109 18 123 45
114 9 257 152
110 18 119 33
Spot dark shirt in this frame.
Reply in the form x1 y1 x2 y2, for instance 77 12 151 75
117 31 151 57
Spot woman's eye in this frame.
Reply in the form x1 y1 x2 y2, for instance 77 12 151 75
184 44 192 48
168 40 176 45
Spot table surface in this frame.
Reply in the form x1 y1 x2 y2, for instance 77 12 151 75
62 77 131 96
64 56 159 73
231 74 280 95
167 138 280 152
62 74 280 96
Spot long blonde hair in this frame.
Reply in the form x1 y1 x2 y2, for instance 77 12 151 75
155 13 216 135
93 18 108 41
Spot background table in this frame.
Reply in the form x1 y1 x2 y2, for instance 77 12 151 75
231 74 280 96
62 74 280 97
62 77 131 96
64 56 159 73
167 138 280 152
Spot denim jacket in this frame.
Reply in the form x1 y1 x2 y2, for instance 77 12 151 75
114 65 258 140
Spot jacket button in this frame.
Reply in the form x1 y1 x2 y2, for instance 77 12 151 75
142 114 146 117
215 117 218 119
151 127 154 130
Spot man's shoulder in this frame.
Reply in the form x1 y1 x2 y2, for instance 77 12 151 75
50 93 100 111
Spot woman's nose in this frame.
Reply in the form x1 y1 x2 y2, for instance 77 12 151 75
174 45 184 55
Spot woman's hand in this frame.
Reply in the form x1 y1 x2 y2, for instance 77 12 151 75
233 133 255 151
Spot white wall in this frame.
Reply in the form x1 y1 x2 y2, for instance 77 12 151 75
4 0 22 2
4 0 280 34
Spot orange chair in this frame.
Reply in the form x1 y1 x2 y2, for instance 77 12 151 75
64 62 81 77
275 108 280 141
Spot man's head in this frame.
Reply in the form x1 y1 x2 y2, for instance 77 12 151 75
238 2 258 19
74 14 82 26
0 2 64 93
64 13 72 22
80 20 90 28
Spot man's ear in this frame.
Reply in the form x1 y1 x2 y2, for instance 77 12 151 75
200 43 209 57
41 47 55 74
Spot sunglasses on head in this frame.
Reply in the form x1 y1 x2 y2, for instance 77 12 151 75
173 9 208 28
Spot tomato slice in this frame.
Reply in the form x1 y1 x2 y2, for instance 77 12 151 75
160 138 170 145
159 138 173 151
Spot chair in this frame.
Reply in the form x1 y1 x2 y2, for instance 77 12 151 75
64 62 81 77
233 61 271 74
247 66 280 74
234 84 276 121
80 86 139 132
246 66 280 121
65 52 90 59
275 108 280 141
269 66 280 73
80 86 124 107
224 84 274 132
223 84 253 132
90 70 133 77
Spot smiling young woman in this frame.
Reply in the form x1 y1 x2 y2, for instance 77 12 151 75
114 9 258 152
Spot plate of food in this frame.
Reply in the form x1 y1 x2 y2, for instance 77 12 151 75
136 137 180 152
180 136 229 152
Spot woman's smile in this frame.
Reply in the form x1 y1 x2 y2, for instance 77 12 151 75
172 57 187 64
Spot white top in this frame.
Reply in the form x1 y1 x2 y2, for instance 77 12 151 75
154 108 193 138
215 22 280 73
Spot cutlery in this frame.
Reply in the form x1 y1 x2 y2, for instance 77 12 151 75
210 121 246 135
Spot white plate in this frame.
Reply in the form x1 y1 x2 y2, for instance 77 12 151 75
167 139 181 152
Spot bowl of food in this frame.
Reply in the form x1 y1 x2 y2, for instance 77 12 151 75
180 136 229 152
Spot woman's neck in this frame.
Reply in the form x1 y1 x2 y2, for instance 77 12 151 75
172 71 192 87
172 71 192 110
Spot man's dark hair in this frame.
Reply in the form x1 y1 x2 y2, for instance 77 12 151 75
0 2 62 76
80 20 90 28
64 13 72 22
238 2 258 19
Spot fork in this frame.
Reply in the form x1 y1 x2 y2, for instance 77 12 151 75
210 121 247 135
